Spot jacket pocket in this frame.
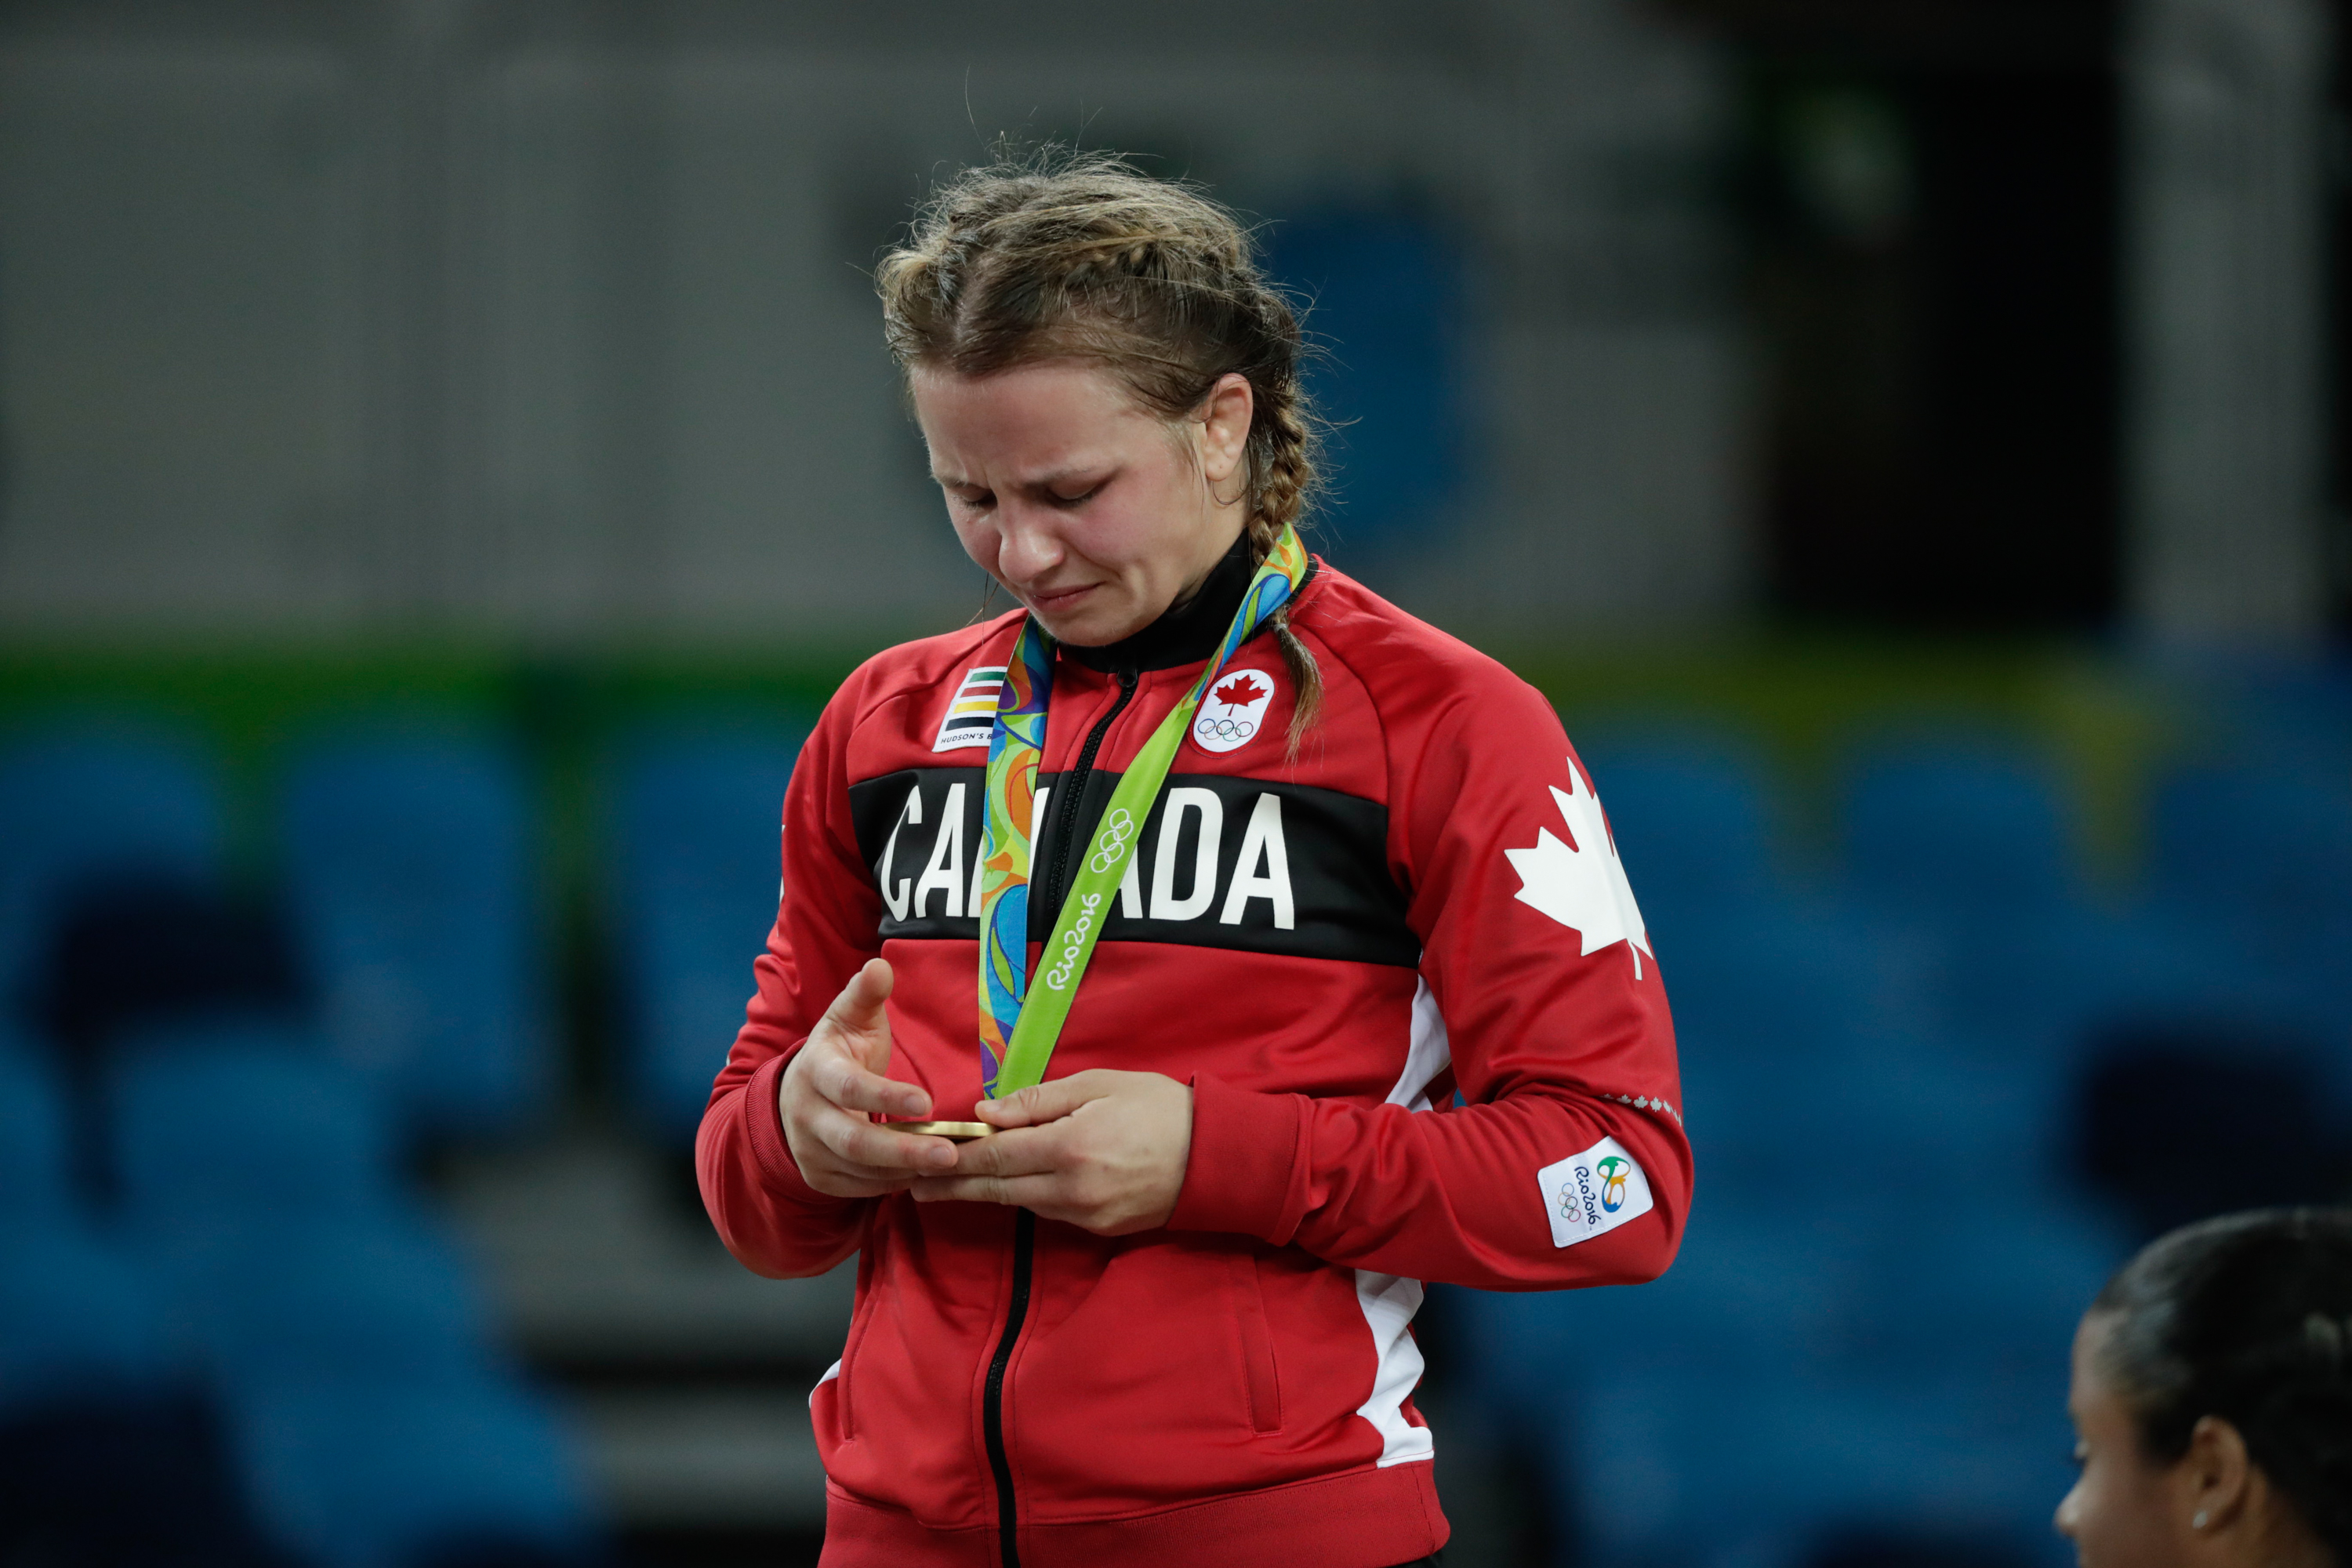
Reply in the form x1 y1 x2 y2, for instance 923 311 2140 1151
1229 1252 1283 1435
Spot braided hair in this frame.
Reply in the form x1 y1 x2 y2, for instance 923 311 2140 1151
2090 1207 2352 1563
875 147 1324 751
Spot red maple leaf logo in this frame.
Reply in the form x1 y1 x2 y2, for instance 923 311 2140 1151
1213 673 1268 708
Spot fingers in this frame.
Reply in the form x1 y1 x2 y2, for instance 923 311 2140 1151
975 1070 1114 1129
810 1101 959 1174
825 956 895 1027
909 1171 1065 1210
785 1128 931 1200
938 1124 1065 1179
821 959 898 1066
779 978 949 1184
786 1118 940 1198
814 1050 931 1120
908 1125 1080 1211
913 1072 1190 1235
804 960 928 1120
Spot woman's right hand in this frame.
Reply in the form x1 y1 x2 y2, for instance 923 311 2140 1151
779 958 961 1198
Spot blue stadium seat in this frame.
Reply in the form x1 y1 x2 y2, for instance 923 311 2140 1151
0 1044 73 1223
231 1379 601 1568
0 720 224 1007
1454 1185 2105 1568
281 727 554 1138
1555 1364 2076 1568
1447 1196 1865 1406
1895 757 2352 1075
2147 760 2352 918
1830 732 2143 1065
607 723 807 1139
1664 910 1903 1069
104 1015 601 1565
2165 657 2352 778
1938 902 2190 1044
1577 728 1784 939
2145 760 2352 1025
1452 1208 2097 1537
1838 734 2080 922
1259 212 1462 554
1744 1047 2056 1208
1872 1208 2120 1359
0 1221 179 1420
1661 908 1944 1207
1944 898 2335 1080
111 1020 401 1225
167 1218 499 1395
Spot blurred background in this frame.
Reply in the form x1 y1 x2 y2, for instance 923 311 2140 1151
1 1 2347 1566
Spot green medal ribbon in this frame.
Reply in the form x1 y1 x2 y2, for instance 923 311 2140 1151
975 525 1310 1097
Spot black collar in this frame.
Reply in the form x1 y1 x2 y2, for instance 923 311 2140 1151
1061 534 1314 675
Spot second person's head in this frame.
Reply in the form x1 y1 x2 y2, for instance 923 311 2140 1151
2058 1207 2352 1568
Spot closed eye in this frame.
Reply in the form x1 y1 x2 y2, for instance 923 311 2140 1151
1038 466 1112 507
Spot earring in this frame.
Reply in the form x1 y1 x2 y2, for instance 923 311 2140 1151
2193 1511 2209 1530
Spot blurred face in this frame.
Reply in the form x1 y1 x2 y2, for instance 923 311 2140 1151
2057 1314 2192 1568
913 360 1254 648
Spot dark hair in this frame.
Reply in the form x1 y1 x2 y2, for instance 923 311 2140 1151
875 145 1323 749
2089 1207 2352 1562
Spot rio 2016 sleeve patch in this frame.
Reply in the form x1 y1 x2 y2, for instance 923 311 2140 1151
1535 1136 1654 1248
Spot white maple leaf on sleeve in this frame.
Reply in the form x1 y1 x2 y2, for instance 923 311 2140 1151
1504 759 1653 978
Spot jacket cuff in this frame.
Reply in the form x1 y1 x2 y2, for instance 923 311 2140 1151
1168 1074 1312 1243
743 1043 842 1211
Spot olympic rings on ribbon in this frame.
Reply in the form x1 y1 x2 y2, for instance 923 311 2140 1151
1087 808 1137 874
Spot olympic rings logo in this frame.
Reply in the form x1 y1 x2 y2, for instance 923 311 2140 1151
1194 715 1259 742
1087 808 1137 875
1595 1156 1632 1213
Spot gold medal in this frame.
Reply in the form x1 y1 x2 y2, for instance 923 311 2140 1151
894 1120 994 1141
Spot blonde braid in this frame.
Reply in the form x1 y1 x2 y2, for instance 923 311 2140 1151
1247 391 1323 756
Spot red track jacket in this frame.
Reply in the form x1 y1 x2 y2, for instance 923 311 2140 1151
699 554 1690 1568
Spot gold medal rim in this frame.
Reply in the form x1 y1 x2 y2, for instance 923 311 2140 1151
893 1120 995 1140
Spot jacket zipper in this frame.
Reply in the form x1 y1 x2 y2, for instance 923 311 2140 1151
983 663 1137 1568
1038 666 1140 916
982 1207 1036 1568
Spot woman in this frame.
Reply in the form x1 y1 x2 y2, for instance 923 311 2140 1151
2058 1207 2352 1568
698 151 1690 1568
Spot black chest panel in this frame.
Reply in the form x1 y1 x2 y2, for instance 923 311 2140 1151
846 767 1418 968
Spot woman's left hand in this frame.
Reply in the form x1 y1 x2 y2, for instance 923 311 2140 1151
909 1070 1192 1234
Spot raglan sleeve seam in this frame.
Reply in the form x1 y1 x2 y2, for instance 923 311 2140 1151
1292 610 1418 893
